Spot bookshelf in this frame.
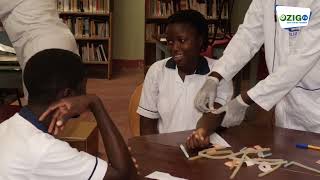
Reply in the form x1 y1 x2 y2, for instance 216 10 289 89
144 0 231 73
57 0 112 79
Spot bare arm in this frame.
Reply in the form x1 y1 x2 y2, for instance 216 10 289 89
186 103 225 149
196 103 224 134
40 95 138 180
89 96 137 180
140 116 159 136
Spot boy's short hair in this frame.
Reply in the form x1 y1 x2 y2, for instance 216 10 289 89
23 49 85 103
168 9 209 51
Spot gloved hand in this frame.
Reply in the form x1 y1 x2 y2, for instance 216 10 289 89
212 95 249 128
194 76 219 112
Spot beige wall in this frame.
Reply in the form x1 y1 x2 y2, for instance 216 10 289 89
112 0 252 61
112 0 145 60
231 0 252 32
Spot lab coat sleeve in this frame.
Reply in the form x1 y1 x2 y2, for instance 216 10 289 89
248 5 320 111
213 0 265 81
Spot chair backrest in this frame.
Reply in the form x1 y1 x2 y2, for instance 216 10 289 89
128 83 143 137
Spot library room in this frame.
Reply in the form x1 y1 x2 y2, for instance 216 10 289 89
0 0 320 179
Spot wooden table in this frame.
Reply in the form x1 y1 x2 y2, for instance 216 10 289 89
129 125 320 180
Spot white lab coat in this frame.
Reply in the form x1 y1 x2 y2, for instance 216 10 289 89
213 0 320 132
0 0 78 69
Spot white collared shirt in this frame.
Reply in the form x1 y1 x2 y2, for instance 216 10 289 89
137 56 233 133
0 113 108 180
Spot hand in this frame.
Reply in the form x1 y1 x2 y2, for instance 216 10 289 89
213 95 249 128
194 76 219 112
128 146 140 176
39 95 96 135
186 128 210 149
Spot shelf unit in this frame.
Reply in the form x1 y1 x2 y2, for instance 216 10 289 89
57 0 112 79
144 0 231 73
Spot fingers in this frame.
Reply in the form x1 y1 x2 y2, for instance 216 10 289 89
195 93 209 112
128 146 140 175
208 95 215 111
198 99 211 112
186 131 210 150
48 106 68 134
48 110 61 133
212 105 227 114
186 132 198 149
39 102 69 121
53 119 67 135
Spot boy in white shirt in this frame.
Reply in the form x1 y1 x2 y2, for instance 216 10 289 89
0 49 138 180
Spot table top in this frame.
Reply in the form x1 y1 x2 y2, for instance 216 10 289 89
129 125 320 180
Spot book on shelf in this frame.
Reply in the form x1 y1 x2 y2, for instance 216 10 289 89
145 0 228 42
146 0 228 19
145 24 167 42
78 42 108 62
98 44 108 61
61 16 109 38
57 0 112 79
57 0 110 13
145 19 218 42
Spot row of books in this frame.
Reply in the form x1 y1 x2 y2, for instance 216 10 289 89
146 23 219 41
145 24 166 41
62 17 109 38
146 0 228 19
78 43 108 62
57 0 110 13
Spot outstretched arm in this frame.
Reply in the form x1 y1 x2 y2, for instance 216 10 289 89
186 103 225 149
195 0 265 112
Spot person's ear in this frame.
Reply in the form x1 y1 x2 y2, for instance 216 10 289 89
62 88 76 97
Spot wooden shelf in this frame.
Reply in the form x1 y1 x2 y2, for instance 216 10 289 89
146 16 169 20
83 61 108 65
146 17 228 24
59 11 110 17
57 0 112 79
75 37 110 41
145 40 157 43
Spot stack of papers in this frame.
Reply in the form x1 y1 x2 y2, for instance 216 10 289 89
146 171 187 180
0 43 15 55
209 133 231 147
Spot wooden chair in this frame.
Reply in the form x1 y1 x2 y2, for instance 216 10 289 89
128 83 143 137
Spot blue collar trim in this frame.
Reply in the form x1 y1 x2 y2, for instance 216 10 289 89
19 107 48 133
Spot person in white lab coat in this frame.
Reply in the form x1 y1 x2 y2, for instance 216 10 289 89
194 0 320 134
0 0 78 100
0 0 78 69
